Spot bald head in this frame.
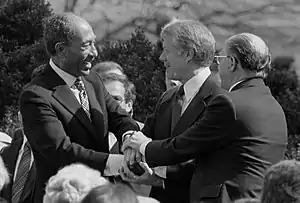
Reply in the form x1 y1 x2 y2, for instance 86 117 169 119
43 12 91 56
225 33 271 77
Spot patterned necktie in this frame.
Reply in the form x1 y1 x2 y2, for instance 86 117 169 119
74 78 91 119
12 141 31 203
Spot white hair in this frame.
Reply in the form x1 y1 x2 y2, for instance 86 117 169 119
0 156 9 191
160 19 215 67
43 163 108 203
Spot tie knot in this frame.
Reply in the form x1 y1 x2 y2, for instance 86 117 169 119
74 78 85 92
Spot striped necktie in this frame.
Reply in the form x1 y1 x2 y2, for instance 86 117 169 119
74 78 91 119
12 141 31 203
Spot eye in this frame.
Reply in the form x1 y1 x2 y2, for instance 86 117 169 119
112 95 123 103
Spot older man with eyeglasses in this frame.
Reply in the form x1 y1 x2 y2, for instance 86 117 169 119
122 32 287 203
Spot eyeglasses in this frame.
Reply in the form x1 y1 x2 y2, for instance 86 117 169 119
214 55 232 65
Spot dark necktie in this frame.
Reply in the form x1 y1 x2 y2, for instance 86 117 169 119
12 141 31 203
171 85 185 132
74 78 91 119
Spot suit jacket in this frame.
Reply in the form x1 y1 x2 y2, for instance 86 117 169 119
142 75 220 203
19 64 139 203
144 77 287 203
0 128 36 203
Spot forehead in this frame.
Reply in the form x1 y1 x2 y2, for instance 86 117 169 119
72 20 96 43
104 80 125 96
161 34 174 48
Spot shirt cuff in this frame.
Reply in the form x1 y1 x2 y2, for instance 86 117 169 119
103 154 124 176
122 130 135 142
139 140 151 157
153 166 167 179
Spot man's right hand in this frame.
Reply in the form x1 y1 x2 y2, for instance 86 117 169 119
124 147 142 165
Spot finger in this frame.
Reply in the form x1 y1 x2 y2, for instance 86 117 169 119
135 151 142 163
139 162 153 175
124 148 132 164
119 168 132 182
123 163 138 179
121 139 131 152
129 149 136 165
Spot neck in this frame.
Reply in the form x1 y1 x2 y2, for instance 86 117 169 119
180 64 205 84
228 71 258 89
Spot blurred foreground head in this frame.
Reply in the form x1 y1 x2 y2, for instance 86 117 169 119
43 163 108 203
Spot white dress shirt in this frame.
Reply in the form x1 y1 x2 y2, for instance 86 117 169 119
0 132 11 151
50 59 124 176
144 67 211 179
13 134 34 181
228 80 244 92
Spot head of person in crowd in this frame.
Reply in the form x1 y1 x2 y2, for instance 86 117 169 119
93 61 125 76
43 12 98 77
43 163 108 203
234 198 260 203
0 156 9 192
217 33 271 91
31 64 47 80
261 160 300 203
100 73 136 116
159 19 216 84
82 183 159 203
81 183 138 203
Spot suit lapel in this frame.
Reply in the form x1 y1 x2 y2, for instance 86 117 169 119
43 65 98 139
83 77 106 137
172 75 214 136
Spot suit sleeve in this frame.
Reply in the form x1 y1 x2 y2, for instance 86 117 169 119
145 94 237 167
98 75 139 141
20 89 110 173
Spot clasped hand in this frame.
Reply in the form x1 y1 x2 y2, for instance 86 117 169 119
120 132 162 186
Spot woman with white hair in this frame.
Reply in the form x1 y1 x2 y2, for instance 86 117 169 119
43 163 109 203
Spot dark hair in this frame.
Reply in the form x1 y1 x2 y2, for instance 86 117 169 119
261 160 300 203
100 73 136 104
93 61 124 76
81 183 138 203
43 13 77 56
226 33 271 78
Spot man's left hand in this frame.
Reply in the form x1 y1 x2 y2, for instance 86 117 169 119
121 131 151 152
120 162 164 187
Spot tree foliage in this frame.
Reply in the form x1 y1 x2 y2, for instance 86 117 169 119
0 0 52 134
95 27 166 122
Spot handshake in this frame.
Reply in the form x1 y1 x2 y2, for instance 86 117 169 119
117 131 164 186
121 131 152 176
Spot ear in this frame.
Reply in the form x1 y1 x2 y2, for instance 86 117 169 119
185 49 195 63
125 101 133 115
55 42 68 58
228 56 237 72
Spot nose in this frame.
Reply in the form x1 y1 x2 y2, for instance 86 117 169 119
159 52 165 62
90 43 98 58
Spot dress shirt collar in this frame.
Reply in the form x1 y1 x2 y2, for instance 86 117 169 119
49 58 77 88
183 67 211 101
228 80 244 92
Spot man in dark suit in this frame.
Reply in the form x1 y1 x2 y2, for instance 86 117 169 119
120 19 220 203
19 13 139 203
0 127 35 203
122 32 287 202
